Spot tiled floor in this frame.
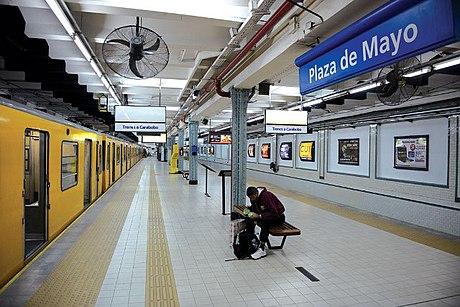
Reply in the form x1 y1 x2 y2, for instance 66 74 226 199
1 158 459 306
96 166 150 306
152 160 460 307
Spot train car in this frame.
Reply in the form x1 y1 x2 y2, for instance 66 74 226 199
0 98 142 288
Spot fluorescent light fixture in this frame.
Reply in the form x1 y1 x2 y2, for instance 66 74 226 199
108 87 121 105
45 0 74 36
287 105 302 111
101 76 110 89
403 67 431 78
216 125 231 132
73 35 92 61
323 91 348 101
433 57 460 70
90 60 103 78
247 115 264 123
302 98 323 107
349 82 381 94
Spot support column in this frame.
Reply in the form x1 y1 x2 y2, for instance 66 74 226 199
230 87 251 207
188 121 199 185
178 129 184 172
166 136 175 162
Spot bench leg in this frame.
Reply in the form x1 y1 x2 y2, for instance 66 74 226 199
267 236 287 249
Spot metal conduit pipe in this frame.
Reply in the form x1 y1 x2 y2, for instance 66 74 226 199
212 0 295 97
169 0 278 129
174 1 295 125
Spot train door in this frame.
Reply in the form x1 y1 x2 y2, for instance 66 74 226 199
125 145 130 172
84 139 92 207
23 129 49 259
102 140 106 191
95 141 99 197
112 143 115 182
120 145 123 175
107 143 111 186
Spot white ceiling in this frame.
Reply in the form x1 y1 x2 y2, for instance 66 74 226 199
3 0 460 135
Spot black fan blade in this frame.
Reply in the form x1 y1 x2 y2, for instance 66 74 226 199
129 55 143 78
405 76 423 87
144 38 160 54
136 17 140 37
107 38 130 48
379 82 399 98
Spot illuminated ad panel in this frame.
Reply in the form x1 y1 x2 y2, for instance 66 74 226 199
279 142 292 160
115 106 166 132
265 109 308 134
261 143 271 159
247 144 255 157
299 141 315 162
209 133 232 144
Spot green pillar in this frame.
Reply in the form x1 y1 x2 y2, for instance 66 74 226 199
230 87 251 207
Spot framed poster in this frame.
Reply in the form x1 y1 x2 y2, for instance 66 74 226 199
248 144 255 158
338 138 359 165
299 141 315 162
279 142 292 160
394 135 429 171
261 143 271 159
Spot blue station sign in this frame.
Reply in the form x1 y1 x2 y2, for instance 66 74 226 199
295 0 460 95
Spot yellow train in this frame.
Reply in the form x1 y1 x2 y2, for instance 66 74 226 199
0 98 144 288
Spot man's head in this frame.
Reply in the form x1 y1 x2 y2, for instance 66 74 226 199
246 186 259 202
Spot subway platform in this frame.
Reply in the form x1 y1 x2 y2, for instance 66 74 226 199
0 158 459 307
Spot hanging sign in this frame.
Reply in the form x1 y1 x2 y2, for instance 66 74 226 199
115 106 166 132
295 0 460 95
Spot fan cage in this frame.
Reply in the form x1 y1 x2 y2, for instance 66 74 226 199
102 25 169 79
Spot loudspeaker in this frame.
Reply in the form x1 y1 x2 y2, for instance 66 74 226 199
259 82 270 95
202 118 209 125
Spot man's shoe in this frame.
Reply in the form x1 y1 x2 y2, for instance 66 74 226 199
251 248 267 260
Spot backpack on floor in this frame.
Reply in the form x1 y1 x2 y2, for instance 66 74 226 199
233 230 260 259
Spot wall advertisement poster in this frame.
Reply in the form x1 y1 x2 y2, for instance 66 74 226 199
394 135 429 171
338 138 359 165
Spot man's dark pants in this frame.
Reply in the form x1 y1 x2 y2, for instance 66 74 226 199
245 215 285 244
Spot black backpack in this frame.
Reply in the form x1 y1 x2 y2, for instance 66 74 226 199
233 230 260 259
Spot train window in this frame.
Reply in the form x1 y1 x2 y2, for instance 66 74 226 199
107 144 110 169
61 141 78 190
99 144 103 174
116 146 120 164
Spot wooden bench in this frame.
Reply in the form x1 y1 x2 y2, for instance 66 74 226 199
234 205 301 249
180 170 189 180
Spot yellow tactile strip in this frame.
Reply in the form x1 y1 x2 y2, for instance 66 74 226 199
146 162 179 307
27 164 144 307
249 180 460 257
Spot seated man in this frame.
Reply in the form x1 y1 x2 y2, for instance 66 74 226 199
244 186 286 260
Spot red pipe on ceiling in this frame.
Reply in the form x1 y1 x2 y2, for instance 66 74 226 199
208 0 295 97
216 1 294 89
179 1 295 122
